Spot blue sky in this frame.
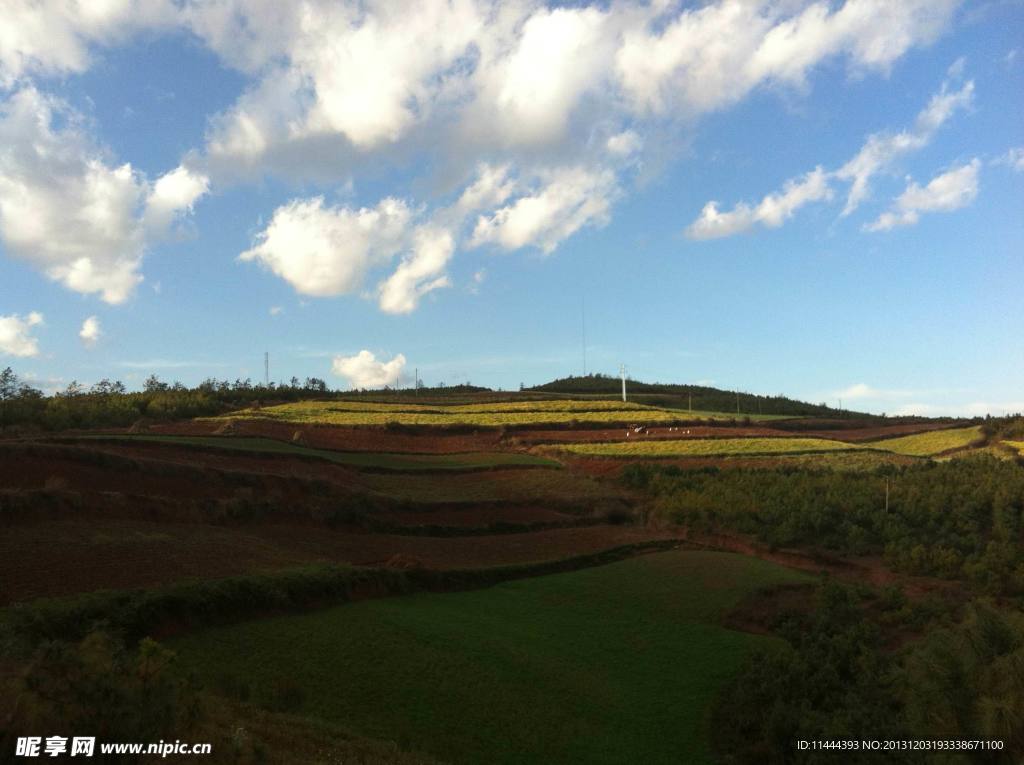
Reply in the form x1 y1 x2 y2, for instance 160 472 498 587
0 0 1021 416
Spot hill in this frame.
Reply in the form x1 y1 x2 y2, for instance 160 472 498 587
528 374 869 418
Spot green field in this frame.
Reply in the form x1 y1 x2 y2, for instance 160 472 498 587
559 436 860 458
72 435 558 471
172 550 807 765
209 399 783 428
866 425 983 456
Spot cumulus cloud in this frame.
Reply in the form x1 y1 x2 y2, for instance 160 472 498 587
0 88 208 304
192 0 959 182
470 166 617 253
79 315 101 347
0 0 178 87
143 165 210 232
331 350 406 389
377 227 454 314
686 167 832 239
0 311 43 357
865 159 979 231
239 197 412 297
0 1 964 313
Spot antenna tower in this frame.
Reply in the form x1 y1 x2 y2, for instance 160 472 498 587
264 351 269 387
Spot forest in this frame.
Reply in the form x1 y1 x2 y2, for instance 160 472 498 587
625 455 1024 596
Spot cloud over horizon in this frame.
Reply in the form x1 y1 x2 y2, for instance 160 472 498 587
331 350 407 389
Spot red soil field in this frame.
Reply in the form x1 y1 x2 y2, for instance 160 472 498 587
148 419 507 453
372 504 576 527
0 519 678 605
0 443 364 502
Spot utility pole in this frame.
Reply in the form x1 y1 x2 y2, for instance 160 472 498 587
414 367 418 395
620 364 627 403
581 297 587 376
264 351 269 387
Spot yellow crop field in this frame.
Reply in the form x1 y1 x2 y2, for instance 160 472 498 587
301 399 653 414
210 399 751 427
866 426 983 457
1003 440 1024 456
558 437 859 458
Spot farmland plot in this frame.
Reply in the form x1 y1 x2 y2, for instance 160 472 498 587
866 425 983 456
173 550 808 765
558 437 860 458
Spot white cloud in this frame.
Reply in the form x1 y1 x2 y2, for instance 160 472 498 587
143 165 210 232
836 77 973 215
194 0 959 182
239 197 412 297
377 227 454 314
0 87 206 304
606 130 642 157
686 167 831 239
0 1 963 314
0 311 43 357
0 0 178 87
617 0 957 117
455 163 517 216
470 166 616 253
468 5 613 147
994 147 1024 172
269 305 283 316
865 159 979 231
687 70 973 239
331 350 406 389
79 315 101 348
834 383 876 400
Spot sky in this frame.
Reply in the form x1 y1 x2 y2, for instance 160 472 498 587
0 0 1021 416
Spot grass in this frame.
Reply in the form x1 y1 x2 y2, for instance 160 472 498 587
208 399 781 428
71 435 558 471
171 550 808 765
558 437 859 458
1003 440 1024 456
866 425 983 456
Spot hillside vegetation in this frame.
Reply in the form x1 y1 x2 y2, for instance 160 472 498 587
529 374 870 417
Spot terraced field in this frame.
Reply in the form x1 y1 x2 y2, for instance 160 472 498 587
558 437 861 458
67 434 559 471
361 468 618 504
866 425 983 456
173 550 808 765
209 399 784 428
